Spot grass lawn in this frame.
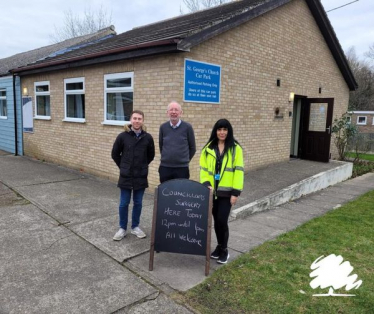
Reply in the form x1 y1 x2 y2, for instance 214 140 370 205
346 152 374 162
182 190 374 314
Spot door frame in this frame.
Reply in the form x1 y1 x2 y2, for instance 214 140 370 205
299 98 334 162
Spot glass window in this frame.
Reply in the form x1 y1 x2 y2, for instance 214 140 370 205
357 116 367 125
66 82 84 90
308 103 327 132
64 78 85 122
35 81 50 118
0 89 6 118
66 94 85 118
104 72 133 124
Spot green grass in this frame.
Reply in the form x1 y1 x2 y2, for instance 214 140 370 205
183 191 374 314
346 152 374 162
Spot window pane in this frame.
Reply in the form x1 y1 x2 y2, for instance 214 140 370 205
66 82 83 90
0 90 6 97
66 94 85 118
106 92 133 121
106 77 131 88
36 85 49 92
0 99 6 116
308 103 327 132
36 95 50 116
358 117 366 124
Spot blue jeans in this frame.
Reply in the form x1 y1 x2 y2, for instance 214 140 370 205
118 188 145 230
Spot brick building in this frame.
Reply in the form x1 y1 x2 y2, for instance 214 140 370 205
0 26 116 155
12 0 357 188
348 111 374 133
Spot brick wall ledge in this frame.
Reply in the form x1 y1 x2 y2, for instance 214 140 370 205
230 161 353 220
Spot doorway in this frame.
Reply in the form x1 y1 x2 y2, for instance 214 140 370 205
290 97 302 158
290 97 334 162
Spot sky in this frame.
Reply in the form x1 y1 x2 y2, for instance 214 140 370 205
0 0 373 60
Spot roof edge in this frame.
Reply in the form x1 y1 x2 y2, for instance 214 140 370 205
13 44 180 76
305 0 358 91
177 0 292 51
13 39 179 74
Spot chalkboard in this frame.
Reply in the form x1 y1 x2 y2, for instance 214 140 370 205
149 179 212 275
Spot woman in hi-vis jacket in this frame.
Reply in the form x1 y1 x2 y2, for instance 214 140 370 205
200 119 244 264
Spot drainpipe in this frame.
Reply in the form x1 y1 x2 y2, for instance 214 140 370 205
12 74 18 156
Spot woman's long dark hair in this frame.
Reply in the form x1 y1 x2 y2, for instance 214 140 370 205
205 119 239 151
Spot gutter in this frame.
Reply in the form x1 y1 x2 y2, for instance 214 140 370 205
13 39 180 75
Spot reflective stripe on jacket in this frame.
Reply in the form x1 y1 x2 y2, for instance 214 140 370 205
200 142 244 197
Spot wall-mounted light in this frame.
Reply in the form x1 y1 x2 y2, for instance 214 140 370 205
22 87 28 96
289 92 295 103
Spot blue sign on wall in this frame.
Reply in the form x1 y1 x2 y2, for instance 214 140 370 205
184 59 221 104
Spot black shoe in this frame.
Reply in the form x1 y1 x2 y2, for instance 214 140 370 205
210 245 221 259
217 248 229 264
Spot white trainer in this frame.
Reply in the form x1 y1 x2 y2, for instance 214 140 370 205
113 228 127 241
131 227 146 238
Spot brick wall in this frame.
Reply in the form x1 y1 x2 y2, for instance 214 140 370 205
350 113 374 133
21 0 350 189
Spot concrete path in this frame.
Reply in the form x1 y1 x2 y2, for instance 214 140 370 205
1 153 373 313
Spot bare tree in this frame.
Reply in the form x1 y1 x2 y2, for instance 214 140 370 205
365 43 374 61
181 0 231 13
50 4 112 43
346 46 374 111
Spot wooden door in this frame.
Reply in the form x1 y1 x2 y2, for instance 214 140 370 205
300 98 334 162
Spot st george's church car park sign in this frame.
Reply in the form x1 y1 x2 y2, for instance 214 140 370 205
184 59 221 104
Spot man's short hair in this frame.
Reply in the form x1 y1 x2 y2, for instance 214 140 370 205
131 110 144 119
167 101 182 111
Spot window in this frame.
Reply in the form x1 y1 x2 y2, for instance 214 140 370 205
346 116 351 124
357 116 367 125
64 77 85 122
34 81 50 119
104 72 133 125
0 89 6 119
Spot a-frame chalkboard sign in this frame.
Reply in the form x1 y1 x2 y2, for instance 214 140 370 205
149 179 213 275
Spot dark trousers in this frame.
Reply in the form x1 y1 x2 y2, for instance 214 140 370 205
212 197 232 249
159 166 190 183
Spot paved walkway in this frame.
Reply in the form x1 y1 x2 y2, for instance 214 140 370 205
1 153 373 313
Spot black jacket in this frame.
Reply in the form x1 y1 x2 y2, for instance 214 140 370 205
111 124 155 190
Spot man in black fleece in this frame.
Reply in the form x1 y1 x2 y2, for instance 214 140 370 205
159 101 196 183
112 110 155 241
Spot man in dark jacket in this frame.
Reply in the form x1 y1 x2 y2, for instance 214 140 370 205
112 110 155 240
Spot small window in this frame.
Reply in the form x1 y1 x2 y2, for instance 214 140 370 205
34 81 50 119
104 72 133 125
64 77 85 123
357 116 367 125
346 116 351 124
0 89 6 119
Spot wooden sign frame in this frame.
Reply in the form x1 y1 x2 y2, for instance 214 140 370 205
149 180 213 276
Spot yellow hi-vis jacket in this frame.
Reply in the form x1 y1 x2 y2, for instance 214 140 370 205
200 142 244 197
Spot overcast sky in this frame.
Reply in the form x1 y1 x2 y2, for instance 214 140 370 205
0 0 373 60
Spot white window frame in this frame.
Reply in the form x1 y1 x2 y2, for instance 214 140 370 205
357 116 367 125
0 89 6 119
34 81 51 120
63 77 85 123
103 72 134 126
346 116 351 124
372 116 374 125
